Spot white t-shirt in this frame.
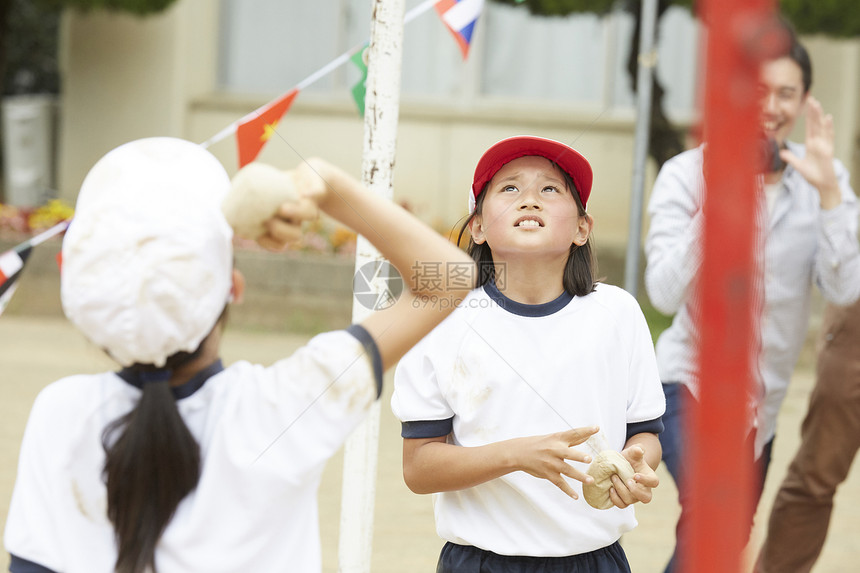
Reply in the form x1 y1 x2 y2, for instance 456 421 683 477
392 282 665 557
5 327 381 573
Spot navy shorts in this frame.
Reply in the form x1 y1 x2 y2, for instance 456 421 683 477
437 540 631 573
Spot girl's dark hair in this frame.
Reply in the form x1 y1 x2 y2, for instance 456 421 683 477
102 309 225 573
456 162 597 297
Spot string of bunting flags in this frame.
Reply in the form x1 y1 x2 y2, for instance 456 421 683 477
0 0 485 318
201 0 485 167
0 246 31 316
0 221 70 317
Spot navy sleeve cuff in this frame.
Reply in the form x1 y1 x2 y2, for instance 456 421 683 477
10 555 58 573
626 417 664 442
346 324 384 399
401 418 454 439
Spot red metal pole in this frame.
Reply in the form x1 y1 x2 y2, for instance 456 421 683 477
689 1 781 571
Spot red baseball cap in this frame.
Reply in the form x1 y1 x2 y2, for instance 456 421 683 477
470 136 593 212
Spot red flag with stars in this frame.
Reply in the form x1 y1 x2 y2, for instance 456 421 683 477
236 88 300 167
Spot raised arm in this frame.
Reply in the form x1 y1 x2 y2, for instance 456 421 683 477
811 158 860 306
262 158 477 371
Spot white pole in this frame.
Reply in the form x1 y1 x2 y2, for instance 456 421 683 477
338 1 405 572
623 0 659 297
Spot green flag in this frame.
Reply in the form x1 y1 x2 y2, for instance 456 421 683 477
350 45 369 117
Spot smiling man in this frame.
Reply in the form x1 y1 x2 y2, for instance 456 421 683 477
643 18 860 573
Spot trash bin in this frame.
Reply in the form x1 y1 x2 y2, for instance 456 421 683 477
1 94 56 207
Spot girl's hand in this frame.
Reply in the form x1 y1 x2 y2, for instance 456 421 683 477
257 158 331 251
510 426 599 499
292 157 335 206
257 197 319 251
608 445 660 508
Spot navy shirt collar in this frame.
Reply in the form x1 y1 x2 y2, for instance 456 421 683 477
118 359 224 400
483 281 572 317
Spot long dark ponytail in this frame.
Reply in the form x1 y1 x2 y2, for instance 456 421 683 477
102 346 206 573
456 162 597 297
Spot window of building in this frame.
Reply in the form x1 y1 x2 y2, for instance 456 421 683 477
217 0 699 120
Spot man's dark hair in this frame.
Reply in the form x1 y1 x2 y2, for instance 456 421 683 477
776 15 812 94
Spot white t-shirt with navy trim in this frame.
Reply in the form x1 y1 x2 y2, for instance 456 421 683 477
5 327 381 573
392 282 665 557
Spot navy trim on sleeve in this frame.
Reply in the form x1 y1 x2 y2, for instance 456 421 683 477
626 417 664 442
401 418 454 439
9 554 58 573
346 324 384 399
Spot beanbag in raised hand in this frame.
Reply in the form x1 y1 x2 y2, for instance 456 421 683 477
582 450 635 510
222 162 298 240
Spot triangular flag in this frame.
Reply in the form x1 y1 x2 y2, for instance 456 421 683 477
350 45 370 118
0 245 32 317
236 88 300 167
435 0 484 59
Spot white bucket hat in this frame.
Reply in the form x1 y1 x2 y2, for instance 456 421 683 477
61 137 233 368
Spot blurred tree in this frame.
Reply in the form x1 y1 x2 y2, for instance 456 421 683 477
0 0 179 199
1 0 61 95
489 0 860 168
675 0 860 37
490 0 616 16
37 0 178 13
1 0 179 95
776 0 860 36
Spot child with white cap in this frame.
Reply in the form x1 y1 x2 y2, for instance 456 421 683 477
4 137 476 573
392 136 666 572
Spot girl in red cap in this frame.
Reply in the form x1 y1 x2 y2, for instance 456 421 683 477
392 136 665 572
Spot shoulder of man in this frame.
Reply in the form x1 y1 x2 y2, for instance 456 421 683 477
665 144 704 169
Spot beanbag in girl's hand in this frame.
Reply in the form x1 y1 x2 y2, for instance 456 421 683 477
222 162 298 239
582 450 635 510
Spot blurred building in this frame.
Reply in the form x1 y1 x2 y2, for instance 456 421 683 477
55 0 860 250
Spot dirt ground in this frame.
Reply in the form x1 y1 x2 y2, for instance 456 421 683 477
2 315 860 572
